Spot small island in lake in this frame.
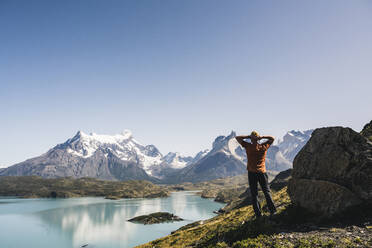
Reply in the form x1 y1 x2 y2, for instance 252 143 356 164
128 212 183 224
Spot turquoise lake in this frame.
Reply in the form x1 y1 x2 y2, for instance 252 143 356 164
0 191 224 248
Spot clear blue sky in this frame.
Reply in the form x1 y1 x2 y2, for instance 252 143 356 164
1 0 371 167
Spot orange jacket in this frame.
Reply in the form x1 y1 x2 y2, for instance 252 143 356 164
242 142 271 173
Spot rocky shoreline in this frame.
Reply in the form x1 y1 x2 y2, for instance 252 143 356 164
0 176 170 199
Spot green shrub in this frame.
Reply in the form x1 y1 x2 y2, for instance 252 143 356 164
232 239 263 248
215 242 229 248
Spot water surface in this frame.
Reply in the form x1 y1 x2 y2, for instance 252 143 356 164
0 191 224 248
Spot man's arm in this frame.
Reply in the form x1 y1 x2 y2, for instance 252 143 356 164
260 136 275 145
235 135 251 147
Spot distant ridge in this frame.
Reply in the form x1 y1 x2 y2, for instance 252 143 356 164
0 129 312 183
162 130 312 183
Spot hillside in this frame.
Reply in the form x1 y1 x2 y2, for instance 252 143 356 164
0 176 169 199
137 122 372 248
137 186 372 248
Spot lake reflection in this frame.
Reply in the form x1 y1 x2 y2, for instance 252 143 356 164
0 191 224 248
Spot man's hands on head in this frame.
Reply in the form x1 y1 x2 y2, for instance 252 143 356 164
235 134 275 146
235 135 248 146
260 136 275 145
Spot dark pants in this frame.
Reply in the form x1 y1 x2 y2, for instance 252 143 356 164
248 171 276 217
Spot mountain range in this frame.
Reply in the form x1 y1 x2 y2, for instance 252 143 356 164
0 129 312 183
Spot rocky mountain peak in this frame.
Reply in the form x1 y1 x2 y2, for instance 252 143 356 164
68 130 84 143
192 149 210 162
212 131 236 150
162 152 193 169
228 130 237 137
121 129 133 138
144 145 162 157
67 130 133 146
278 129 313 162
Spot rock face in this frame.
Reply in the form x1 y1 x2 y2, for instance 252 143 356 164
288 125 372 217
361 120 372 141
289 179 362 216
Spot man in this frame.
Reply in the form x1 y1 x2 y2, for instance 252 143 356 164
235 131 277 218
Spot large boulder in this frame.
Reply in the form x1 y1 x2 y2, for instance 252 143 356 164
288 179 362 216
288 124 372 217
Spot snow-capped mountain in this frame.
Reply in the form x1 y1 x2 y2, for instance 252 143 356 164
191 149 210 163
165 131 247 183
166 129 313 183
211 131 245 160
0 130 163 181
148 150 211 180
0 128 313 183
0 130 208 181
60 130 163 176
162 152 193 169
277 130 313 162
206 130 294 172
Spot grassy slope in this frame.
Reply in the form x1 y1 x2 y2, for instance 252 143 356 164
137 187 372 248
0 176 169 198
137 188 289 248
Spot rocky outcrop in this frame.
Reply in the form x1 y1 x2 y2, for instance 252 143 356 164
361 120 372 141
288 124 372 217
128 212 183 224
289 179 362 216
214 186 247 203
